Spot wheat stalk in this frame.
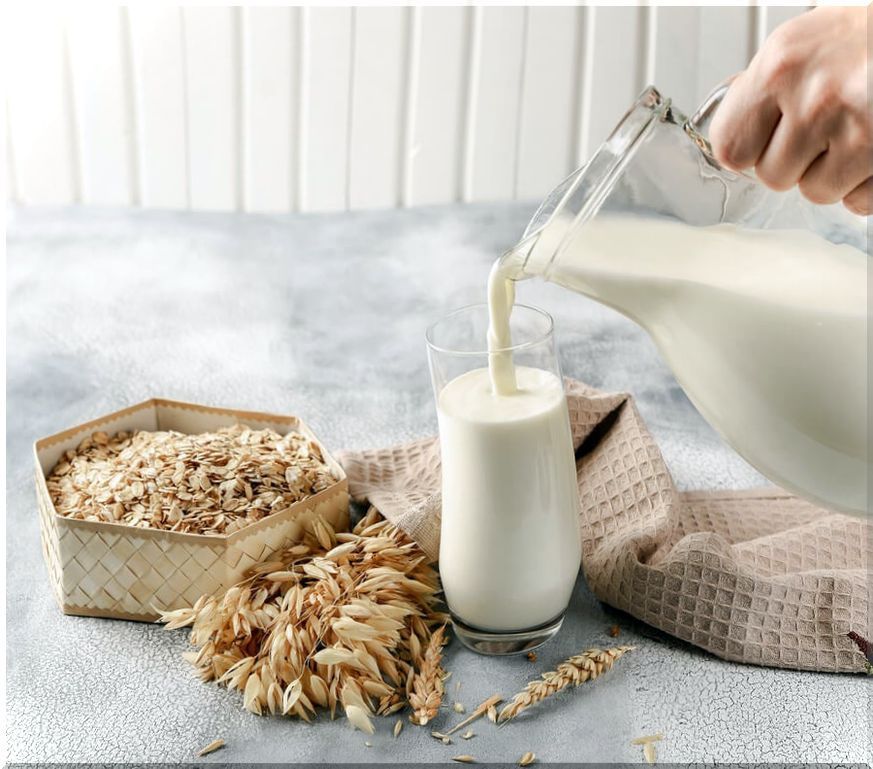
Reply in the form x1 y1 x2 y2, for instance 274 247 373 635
498 646 634 722
160 506 447 731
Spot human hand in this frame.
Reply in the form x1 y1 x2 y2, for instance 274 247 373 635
709 5 872 216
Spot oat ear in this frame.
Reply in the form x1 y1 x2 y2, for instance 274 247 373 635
160 512 445 728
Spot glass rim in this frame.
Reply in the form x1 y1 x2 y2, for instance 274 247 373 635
425 302 554 357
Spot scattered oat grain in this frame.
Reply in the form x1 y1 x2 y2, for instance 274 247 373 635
643 742 657 764
197 738 225 757
631 734 663 745
452 756 475 764
394 720 403 738
453 702 466 714
444 694 502 736
519 752 536 766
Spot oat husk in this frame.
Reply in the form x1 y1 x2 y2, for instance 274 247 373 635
47 425 339 534
632 734 663 745
643 742 657 764
407 623 449 725
161 507 447 729
196 738 225 757
444 693 502 735
498 646 634 722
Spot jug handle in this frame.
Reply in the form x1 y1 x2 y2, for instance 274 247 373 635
684 77 735 165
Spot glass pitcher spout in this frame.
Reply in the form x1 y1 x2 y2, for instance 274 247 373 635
510 84 869 518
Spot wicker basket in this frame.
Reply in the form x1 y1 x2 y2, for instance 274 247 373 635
34 398 349 622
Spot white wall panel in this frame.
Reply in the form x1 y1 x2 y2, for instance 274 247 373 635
241 7 298 213
5 5 815 212
67 7 135 205
762 5 809 38
462 7 525 203
299 7 352 212
348 8 407 210
182 7 240 211
698 7 755 105
5 104 16 202
652 7 702 113
6 10 78 204
515 7 581 200
403 7 471 207
129 7 188 209
583 7 646 160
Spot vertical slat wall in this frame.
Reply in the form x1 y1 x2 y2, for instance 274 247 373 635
66 7 136 205
514 7 582 200
403 7 471 207
5 5 812 212
299 7 353 212
348 8 408 210
129 7 188 209
6 8 79 204
463 7 526 203
242 7 298 213
182 7 241 212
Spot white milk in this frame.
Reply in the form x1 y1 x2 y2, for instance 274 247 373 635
437 365 581 632
521 214 867 515
486 259 518 395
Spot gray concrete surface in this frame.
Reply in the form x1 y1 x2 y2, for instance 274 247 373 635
6 203 871 764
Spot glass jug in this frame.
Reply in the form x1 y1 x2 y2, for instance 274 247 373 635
500 85 868 518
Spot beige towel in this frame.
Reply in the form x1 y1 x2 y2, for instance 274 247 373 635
337 380 870 673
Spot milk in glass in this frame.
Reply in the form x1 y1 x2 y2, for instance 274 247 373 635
437 365 580 632
436 263 581 634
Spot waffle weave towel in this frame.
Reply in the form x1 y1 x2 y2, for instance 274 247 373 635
337 380 870 673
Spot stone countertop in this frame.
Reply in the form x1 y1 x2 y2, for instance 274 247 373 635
6 204 870 765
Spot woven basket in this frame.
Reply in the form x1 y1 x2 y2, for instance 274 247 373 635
34 398 349 622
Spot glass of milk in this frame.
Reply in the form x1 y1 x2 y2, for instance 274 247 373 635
426 304 581 655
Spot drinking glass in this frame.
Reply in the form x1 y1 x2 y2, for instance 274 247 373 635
425 303 580 655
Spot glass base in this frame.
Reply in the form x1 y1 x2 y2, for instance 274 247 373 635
451 612 565 656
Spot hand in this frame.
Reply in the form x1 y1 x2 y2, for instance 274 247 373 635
709 5 872 216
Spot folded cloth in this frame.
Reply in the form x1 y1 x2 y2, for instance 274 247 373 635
337 380 869 673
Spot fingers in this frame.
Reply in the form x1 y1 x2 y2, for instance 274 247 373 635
843 178 873 216
798 140 873 206
708 71 782 172
754 118 828 192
